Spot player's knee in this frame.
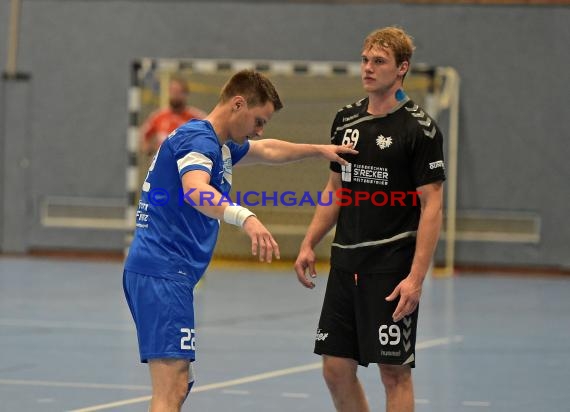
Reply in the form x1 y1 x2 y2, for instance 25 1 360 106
379 364 411 390
151 382 188 410
161 377 190 406
323 357 357 389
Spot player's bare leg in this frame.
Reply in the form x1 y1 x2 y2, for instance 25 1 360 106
323 355 370 412
148 359 190 412
379 364 414 412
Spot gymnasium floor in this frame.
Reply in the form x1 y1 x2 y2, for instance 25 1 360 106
1 256 569 412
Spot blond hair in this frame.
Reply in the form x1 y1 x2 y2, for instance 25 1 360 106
363 27 415 73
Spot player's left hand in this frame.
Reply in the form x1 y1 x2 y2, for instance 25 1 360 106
242 216 280 263
385 276 422 322
318 144 358 166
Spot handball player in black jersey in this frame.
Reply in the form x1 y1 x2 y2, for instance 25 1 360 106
295 27 446 412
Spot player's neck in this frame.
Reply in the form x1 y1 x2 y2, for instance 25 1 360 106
367 85 404 116
204 106 229 146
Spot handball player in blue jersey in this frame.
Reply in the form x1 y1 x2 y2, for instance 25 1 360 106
123 69 357 411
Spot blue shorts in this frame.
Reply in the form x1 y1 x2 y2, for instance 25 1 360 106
123 270 197 363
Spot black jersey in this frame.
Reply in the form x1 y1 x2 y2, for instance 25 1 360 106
329 96 446 274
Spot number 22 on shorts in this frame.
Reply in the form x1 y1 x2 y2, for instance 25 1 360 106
180 328 196 350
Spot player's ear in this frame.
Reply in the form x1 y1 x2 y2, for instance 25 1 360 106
233 96 246 111
398 61 409 77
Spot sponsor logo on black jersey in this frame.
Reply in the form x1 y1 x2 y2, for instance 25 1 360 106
429 160 445 170
376 135 393 150
342 114 359 122
343 163 389 186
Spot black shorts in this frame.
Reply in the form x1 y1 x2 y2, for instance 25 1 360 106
314 266 418 367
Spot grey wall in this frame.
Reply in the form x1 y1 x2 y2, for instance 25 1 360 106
0 0 568 268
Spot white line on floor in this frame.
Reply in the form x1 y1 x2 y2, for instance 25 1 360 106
281 392 310 398
462 401 491 407
66 335 463 412
221 389 250 395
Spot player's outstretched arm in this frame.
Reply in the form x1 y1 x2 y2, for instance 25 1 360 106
181 170 280 262
239 139 357 166
294 171 342 289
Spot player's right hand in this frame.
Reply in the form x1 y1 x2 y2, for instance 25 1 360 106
317 143 358 166
242 216 280 263
294 246 317 289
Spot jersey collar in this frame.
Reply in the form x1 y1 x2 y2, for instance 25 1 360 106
361 89 410 117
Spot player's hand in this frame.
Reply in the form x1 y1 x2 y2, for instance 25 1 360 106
294 245 317 289
385 276 422 322
242 216 280 263
317 143 358 166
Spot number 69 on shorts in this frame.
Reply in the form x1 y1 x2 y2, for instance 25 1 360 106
379 324 401 346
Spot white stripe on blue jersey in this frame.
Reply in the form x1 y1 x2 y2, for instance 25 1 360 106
177 151 213 173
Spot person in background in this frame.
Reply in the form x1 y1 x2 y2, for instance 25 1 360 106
141 76 207 155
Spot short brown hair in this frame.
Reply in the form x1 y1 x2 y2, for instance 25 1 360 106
220 70 283 111
363 27 415 68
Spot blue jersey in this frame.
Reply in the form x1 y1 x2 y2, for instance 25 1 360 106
124 119 250 282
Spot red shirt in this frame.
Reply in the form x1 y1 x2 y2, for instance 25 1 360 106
142 107 206 151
